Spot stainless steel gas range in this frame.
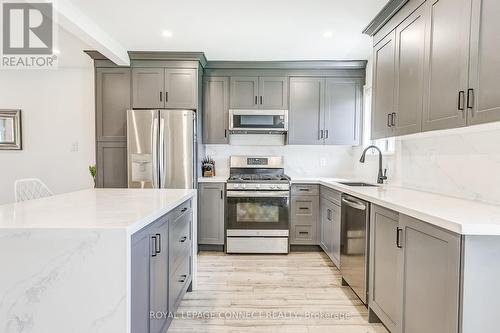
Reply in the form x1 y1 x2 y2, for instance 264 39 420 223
225 156 290 254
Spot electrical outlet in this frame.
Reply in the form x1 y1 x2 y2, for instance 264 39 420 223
70 142 79 152
320 157 327 167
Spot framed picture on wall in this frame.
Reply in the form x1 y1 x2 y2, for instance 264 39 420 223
0 110 22 150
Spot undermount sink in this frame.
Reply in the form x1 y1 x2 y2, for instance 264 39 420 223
338 181 378 187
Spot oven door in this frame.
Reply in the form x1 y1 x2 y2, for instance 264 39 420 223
229 110 288 133
226 190 289 230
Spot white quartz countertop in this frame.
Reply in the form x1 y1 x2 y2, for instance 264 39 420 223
292 178 500 236
0 188 196 235
198 176 228 183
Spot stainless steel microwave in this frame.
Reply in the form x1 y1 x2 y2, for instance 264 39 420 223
229 109 288 134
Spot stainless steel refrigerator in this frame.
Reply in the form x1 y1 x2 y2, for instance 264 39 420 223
126 109 196 189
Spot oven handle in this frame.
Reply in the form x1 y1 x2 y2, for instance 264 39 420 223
226 191 290 198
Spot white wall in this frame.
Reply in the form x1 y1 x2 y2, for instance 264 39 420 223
205 144 355 178
0 62 95 205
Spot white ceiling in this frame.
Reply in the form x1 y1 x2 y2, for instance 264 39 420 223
66 0 388 61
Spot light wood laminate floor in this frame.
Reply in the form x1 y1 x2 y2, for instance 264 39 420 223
169 251 388 333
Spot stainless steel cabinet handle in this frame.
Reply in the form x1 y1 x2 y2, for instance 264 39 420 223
458 91 465 111
327 208 332 221
467 89 474 114
155 233 161 254
151 235 157 257
396 227 402 248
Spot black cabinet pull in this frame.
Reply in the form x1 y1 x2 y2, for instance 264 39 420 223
224 129 227 138
260 96 263 105
299 231 309 235
299 207 308 210
467 88 474 111
151 235 157 257
254 96 258 105
179 236 187 243
391 112 397 126
179 274 187 283
458 91 465 111
181 207 188 213
160 91 162 102
319 130 324 139
396 228 402 248
387 114 392 127
325 130 329 139
299 188 309 192
165 91 168 102
220 190 223 199
155 233 161 254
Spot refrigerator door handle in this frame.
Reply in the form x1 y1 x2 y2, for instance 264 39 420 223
152 115 159 188
159 116 165 188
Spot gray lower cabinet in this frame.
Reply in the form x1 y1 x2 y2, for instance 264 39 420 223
96 142 128 188
467 0 500 125
368 207 461 333
369 205 401 333
132 68 197 109
131 199 193 333
319 186 341 267
399 214 460 333
289 77 362 145
96 67 131 141
291 196 319 244
198 183 225 245
203 77 230 144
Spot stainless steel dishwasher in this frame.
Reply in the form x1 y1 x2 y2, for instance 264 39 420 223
340 194 370 304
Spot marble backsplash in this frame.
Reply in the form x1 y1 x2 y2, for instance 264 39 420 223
204 144 355 178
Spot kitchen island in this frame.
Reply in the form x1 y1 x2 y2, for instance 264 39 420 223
0 188 197 333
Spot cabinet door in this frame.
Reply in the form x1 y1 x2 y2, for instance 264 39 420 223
422 0 471 131
198 183 225 245
369 205 401 333
165 68 197 109
399 215 460 333
203 77 229 144
288 77 324 145
131 227 151 333
467 0 500 125
331 203 341 267
290 195 319 245
372 31 396 139
149 217 169 333
258 77 288 109
230 76 259 109
96 68 131 141
132 68 164 109
394 4 426 136
96 142 127 188
324 79 361 145
320 197 333 255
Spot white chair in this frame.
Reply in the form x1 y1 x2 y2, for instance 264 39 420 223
14 178 53 202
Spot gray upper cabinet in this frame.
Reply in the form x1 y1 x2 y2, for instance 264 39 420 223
399 214 460 333
96 68 131 141
203 77 229 144
132 68 164 109
165 68 197 109
230 76 259 109
394 4 426 136
288 77 324 145
132 67 197 109
258 77 288 109
96 142 127 188
372 31 396 140
422 0 471 132
198 183 225 245
467 0 500 125
369 205 401 333
324 79 362 145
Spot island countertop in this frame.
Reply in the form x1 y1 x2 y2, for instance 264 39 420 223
0 188 196 235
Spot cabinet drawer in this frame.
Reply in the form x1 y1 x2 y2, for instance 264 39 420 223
291 195 319 226
292 225 314 242
169 253 191 312
169 210 192 273
320 186 341 205
171 199 192 220
291 184 319 196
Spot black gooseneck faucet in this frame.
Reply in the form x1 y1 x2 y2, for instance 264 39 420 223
359 145 387 184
